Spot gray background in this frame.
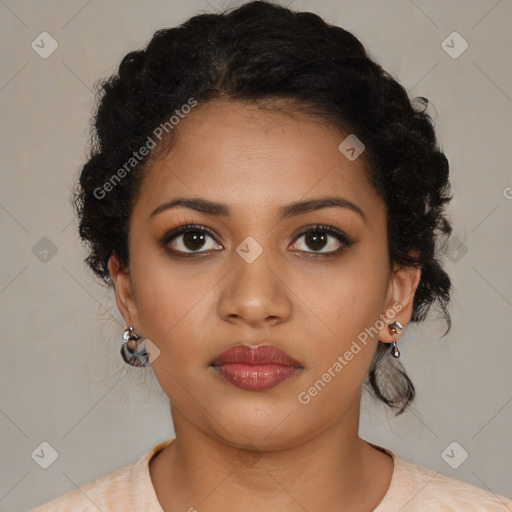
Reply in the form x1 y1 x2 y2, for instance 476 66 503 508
1 0 511 510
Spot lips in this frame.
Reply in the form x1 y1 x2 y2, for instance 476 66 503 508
209 345 303 391
210 345 302 367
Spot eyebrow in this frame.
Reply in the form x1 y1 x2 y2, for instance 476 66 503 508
150 196 366 223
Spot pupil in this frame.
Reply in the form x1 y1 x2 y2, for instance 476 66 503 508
184 231 205 251
306 232 326 251
181 231 328 252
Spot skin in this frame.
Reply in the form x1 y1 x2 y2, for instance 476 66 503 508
108 99 421 512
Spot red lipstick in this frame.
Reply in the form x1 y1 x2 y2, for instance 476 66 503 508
209 345 303 391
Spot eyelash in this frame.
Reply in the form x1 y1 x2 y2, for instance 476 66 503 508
293 224 355 257
160 223 355 259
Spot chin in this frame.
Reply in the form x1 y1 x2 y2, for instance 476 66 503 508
205 404 315 451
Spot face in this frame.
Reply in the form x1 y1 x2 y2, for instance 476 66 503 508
110 100 420 450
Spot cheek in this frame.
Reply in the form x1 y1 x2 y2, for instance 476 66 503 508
294 281 384 417
129 245 214 363
291 254 388 387
294 251 388 335
130 244 177 327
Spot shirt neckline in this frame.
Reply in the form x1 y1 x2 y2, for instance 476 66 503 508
366 441 404 511
130 438 175 511
130 437 403 512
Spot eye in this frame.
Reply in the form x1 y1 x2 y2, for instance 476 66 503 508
290 224 355 256
161 223 355 258
161 224 222 255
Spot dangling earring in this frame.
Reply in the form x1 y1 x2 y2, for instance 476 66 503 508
388 320 403 358
121 326 150 367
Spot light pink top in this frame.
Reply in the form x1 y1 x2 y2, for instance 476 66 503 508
32 437 512 511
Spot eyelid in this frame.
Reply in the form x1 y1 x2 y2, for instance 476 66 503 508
289 224 355 256
158 212 217 239
160 223 220 246
160 221 355 257
292 223 352 242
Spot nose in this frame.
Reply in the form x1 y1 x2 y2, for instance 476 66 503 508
217 247 292 329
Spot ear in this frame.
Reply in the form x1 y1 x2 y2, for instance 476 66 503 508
108 254 140 331
378 258 422 344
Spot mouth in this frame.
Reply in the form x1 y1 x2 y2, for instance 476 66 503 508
209 344 303 391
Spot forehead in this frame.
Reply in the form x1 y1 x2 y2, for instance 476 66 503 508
135 100 385 222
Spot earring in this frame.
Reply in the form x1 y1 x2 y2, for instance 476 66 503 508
121 326 150 367
388 320 403 358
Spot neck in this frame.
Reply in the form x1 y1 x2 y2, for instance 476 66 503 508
149 399 394 512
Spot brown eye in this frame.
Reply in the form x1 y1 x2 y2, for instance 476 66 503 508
181 231 208 251
290 225 355 256
302 231 329 251
162 225 222 254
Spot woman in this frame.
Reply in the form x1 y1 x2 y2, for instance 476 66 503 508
33 1 512 510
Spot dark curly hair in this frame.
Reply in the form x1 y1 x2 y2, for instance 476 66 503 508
73 0 453 416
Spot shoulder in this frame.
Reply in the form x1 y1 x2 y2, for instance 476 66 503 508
31 464 133 511
380 451 512 511
31 438 174 512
